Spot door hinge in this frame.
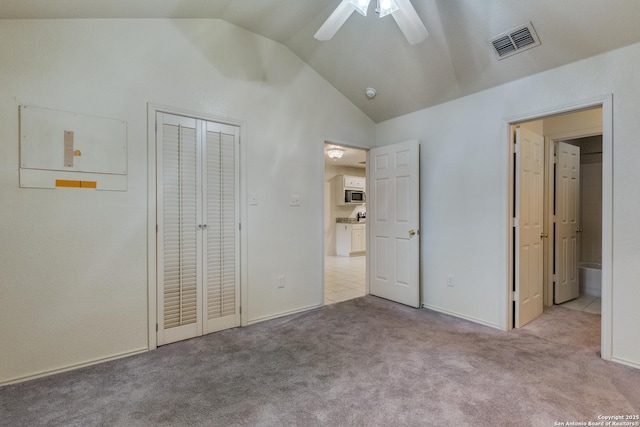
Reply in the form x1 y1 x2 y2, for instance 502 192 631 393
239 222 241 231
513 217 519 228
239 306 242 315
156 323 158 332
514 141 520 154
155 121 158 132
156 224 158 233
513 292 519 302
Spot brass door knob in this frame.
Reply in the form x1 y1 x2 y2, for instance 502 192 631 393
540 233 548 238
409 229 416 237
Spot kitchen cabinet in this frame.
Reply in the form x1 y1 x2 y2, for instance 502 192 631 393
351 225 366 252
343 176 365 189
336 223 366 256
335 175 366 205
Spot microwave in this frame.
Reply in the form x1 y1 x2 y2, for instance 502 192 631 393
345 189 365 204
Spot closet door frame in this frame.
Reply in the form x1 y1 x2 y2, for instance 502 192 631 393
147 103 247 351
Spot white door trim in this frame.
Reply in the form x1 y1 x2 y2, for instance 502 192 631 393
320 139 371 305
147 103 247 351
505 95 613 361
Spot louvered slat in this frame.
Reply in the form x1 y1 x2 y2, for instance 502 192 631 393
163 123 198 330
158 113 238 344
206 131 236 320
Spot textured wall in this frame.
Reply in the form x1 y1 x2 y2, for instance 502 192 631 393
0 19 374 384
376 42 640 368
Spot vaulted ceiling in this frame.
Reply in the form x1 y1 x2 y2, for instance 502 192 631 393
3 0 640 122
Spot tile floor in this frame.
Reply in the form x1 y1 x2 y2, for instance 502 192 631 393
559 294 601 314
324 255 366 305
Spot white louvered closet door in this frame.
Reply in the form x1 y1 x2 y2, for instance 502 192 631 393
157 113 239 346
203 121 240 334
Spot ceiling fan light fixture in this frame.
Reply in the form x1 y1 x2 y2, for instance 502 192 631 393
377 0 399 18
350 0 371 16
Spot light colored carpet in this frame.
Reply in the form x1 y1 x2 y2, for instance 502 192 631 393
1 296 638 426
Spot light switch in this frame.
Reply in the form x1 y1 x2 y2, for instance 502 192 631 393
250 193 259 206
290 194 301 207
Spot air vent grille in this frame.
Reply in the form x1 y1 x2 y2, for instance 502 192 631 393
489 22 540 60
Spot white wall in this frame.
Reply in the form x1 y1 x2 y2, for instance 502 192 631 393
323 164 366 256
376 42 640 368
0 19 374 384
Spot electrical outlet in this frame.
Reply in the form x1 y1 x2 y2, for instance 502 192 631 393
249 193 259 206
290 194 301 207
277 275 285 289
447 275 455 287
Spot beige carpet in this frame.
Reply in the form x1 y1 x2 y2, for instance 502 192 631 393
1 296 638 426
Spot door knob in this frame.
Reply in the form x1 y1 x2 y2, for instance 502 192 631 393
409 229 416 237
540 233 548 239
576 228 583 233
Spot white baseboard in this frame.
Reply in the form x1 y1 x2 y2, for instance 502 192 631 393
421 303 503 331
247 303 322 325
1 348 148 387
611 356 640 370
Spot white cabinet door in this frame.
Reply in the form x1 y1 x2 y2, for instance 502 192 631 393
336 224 352 256
344 176 365 188
351 224 366 252
351 177 366 189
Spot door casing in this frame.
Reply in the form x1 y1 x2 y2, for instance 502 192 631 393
505 95 613 361
321 140 371 304
147 103 247 351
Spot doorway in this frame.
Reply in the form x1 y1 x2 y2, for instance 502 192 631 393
507 97 613 359
553 135 603 314
323 143 368 305
147 105 243 349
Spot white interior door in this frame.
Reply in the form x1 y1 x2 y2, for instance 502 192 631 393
515 127 544 327
554 141 580 304
369 140 420 308
157 112 240 346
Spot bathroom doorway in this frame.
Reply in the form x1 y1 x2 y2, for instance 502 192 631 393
323 142 368 305
507 99 612 361
553 135 602 314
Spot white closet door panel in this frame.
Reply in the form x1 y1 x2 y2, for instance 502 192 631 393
157 113 240 345
157 115 203 345
203 128 240 334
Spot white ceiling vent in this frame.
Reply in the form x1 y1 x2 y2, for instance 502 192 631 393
489 22 540 60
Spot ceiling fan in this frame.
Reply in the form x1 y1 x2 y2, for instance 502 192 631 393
314 0 428 45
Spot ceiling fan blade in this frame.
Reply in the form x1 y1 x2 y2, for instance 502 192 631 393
314 0 356 41
391 0 428 45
